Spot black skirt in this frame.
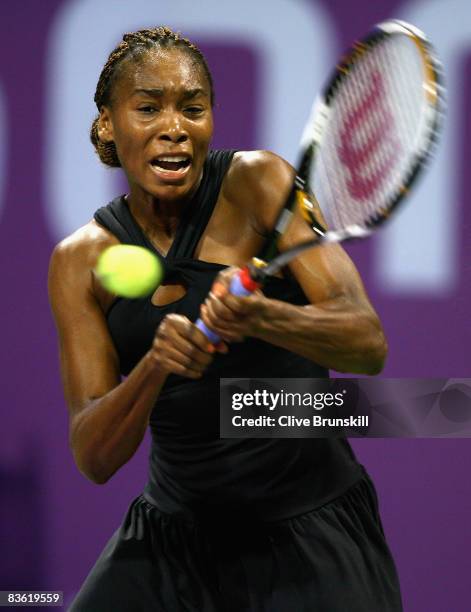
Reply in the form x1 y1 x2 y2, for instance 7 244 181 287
68 469 402 611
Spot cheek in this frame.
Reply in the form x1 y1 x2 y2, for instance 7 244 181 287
194 119 214 150
112 112 143 146
206 115 214 139
113 128 148 170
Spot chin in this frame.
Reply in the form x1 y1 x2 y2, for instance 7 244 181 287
146 165 203 201
146 181 194 202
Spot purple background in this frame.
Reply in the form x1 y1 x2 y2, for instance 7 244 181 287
0 1 470 610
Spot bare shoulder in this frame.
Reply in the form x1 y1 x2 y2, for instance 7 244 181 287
50 220 119 267
223 150 295 233
225 150 294 195
48 220 120 310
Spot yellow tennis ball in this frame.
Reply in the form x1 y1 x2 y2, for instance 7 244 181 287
95 245 163 298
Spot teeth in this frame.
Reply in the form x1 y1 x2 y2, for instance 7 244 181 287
155 156 188 162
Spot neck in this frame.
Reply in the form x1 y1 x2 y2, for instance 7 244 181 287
126 193 183 238
126 172 203 239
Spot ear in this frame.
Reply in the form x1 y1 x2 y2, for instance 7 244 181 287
97 107 114 143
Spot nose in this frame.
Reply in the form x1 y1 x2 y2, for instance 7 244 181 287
158 111 188 144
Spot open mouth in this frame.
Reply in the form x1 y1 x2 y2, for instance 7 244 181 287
150 155 192 175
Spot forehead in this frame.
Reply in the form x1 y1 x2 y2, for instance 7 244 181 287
114 47 209 97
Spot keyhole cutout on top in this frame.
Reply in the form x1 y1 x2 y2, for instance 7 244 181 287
151 279 188 307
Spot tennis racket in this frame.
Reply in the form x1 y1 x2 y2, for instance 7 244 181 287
196 19 445 344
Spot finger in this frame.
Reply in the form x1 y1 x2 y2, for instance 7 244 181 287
215 329 245 343
211 281 228 299
209 266 242 297
200 304 238 346
168 333 214 367
158 317 215 363
209 287 256 318
184 320 220 354
152 337 208 378
160 344 211 376
205 293 239 324
162 356 205 379
164 315 215 355
199 306 245 343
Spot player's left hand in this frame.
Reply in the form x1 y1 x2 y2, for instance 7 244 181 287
199 267 267 343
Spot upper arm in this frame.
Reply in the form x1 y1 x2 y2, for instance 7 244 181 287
48 237 121 423
231 150 374 308
277 198 372 307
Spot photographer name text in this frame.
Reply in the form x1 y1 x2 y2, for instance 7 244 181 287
231 414 368 428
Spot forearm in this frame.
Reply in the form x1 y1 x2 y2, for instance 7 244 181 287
253 296 387 375
71 352 166 483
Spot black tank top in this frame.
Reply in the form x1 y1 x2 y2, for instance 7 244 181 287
94 149 362 521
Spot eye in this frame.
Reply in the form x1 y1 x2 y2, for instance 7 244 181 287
138 105 158 114
184 106 204 116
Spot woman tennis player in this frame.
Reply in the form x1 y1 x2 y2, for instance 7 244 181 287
48 26 403 611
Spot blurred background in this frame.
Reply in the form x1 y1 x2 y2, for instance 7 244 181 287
0 0 469 610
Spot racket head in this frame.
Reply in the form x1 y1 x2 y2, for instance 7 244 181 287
297 19 445 242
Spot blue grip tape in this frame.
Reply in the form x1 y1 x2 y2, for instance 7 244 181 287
195 319 221 344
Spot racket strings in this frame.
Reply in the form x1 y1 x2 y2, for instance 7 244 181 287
345 43 406 220
313 34 433 233
332 41 409 224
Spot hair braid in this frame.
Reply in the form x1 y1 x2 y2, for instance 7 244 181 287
90 26 214 167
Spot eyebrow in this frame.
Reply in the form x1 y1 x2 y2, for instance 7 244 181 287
133 87 208 100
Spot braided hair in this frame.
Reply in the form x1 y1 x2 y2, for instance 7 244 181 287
90 26 215 167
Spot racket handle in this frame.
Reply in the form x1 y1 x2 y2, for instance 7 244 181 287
195 267 261 344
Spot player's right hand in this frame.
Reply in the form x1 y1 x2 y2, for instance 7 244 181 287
150 314 228 379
